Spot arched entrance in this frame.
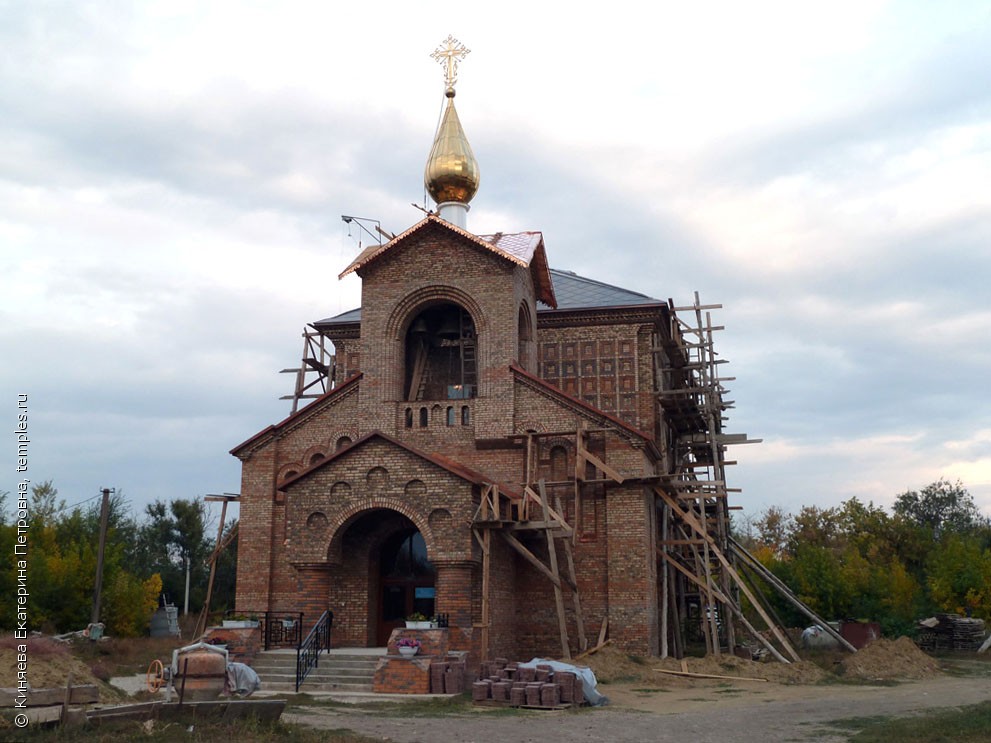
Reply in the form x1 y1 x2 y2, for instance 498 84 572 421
377 528 436 644
328 506 437 647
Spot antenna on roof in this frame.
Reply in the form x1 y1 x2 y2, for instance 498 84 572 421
341 215 394 248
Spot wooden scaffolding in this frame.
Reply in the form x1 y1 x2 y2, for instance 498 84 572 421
470 426 622 661
468 293 854 662
280 328 336 414
653 293 853 660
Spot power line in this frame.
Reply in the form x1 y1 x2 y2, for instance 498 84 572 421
52 491 104 515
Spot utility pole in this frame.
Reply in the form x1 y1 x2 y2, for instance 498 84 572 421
91 487 113 626
184 555 191 616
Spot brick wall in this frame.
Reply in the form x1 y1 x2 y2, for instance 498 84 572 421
232 220 668 662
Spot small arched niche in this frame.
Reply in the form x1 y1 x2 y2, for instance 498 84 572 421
404 302 477 401
517 303 533 369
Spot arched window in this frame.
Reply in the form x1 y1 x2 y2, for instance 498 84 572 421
404 303 477 401
461 405 470 425
335 437 352 451
550 446 568 481
446 406 455 426
419 407 428 428
517 304 532 369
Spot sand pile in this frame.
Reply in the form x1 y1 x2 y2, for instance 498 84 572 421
581 645 657 684
0 635 118 699
581 645 830 687
655 652 829 684
840 636 941 681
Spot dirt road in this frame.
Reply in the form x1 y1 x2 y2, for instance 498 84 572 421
288 674 991 743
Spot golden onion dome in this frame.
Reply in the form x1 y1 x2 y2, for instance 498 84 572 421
424 88 480 205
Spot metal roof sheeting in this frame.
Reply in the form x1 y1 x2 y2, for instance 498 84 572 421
314 267 659 327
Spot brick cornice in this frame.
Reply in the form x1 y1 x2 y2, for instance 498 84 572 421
536 304 665 329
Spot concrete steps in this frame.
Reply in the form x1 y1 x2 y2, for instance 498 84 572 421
252 651 382 693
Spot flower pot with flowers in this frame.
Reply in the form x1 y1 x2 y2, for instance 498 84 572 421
405 612 432 629
396 637 421 659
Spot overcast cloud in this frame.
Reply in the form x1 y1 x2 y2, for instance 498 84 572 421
2 1 989 524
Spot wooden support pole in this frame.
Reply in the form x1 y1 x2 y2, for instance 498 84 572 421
578 448 625 484
657 548 789 664
60 672 73 726
500 532 572 590
554 490 587 652
730 539 857 653
655 487 801 662
538 480 571 659
695 499 721 656
481 527 491 660
574 428 585 541
194 497 229 639
660 502 669 659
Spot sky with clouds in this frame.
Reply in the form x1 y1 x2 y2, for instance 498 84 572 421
2 1 989 525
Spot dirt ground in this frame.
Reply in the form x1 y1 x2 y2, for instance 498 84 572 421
288 673 991 743
287 642 990 743
4 635 989 742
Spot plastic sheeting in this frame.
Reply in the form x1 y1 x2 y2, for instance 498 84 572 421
225 662 261 697
517 658 609 706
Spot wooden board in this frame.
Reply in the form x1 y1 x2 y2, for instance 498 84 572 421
0 685 99 707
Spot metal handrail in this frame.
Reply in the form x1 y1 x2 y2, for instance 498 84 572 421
295 610 333 692
263 611 303 650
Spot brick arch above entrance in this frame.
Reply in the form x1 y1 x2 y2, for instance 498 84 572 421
325 498 435 565
385 285 488 339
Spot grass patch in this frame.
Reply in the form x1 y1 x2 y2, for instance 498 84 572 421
69 635 188 678
940 658 991 678
631 688 669 694
827 702 991 742
291 693 480 718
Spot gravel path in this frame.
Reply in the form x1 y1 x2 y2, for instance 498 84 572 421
286 675 991 743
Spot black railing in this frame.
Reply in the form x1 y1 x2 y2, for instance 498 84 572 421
296 610 333 692
214 610 302 650
263 611 303 650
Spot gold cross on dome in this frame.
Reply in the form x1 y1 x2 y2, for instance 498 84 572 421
431 35 470 90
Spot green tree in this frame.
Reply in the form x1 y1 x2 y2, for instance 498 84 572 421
29 480 65 526
130 498 212 612
927 533 991 616
893 478 988 539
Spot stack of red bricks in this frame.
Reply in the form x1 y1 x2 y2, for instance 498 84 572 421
199 626 261 664
428 658 467 694
471 659 584 709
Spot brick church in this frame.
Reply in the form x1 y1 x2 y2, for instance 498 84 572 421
231 38 752 664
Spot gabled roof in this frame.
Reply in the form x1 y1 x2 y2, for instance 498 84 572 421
314 266 659 328
279 429 494 490
230 373 362 457
337 215 556 308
